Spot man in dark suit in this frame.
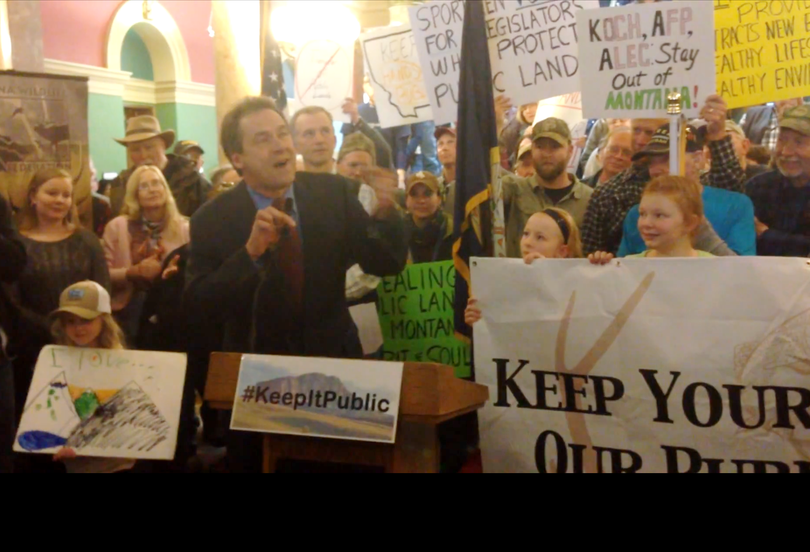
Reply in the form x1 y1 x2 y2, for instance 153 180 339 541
0 194 27 473
186 96 408 472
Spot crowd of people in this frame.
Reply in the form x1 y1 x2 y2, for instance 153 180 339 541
2 33 810 472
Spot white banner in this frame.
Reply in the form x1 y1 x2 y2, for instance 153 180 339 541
576 1 717 119
361 25 434 129
409 1 465 126
486 0 600 107
472 257 810 474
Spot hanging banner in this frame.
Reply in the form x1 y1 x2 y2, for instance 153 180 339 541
409 0 465 126
377 261 471 379
294 39 355 121
486 0 600 108
361 25 434 129
0 71 90 228
533 92 588 173
715 0 810 110
576 1 717 119
472 257 810 473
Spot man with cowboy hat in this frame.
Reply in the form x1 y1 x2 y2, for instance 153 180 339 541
108 116 211 217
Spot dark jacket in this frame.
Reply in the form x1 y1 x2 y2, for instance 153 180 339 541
109 154 212 218
0 195 26 354
408 211 454 264
747 170 810 257
185 174 408 358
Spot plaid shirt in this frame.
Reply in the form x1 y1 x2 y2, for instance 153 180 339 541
747 170 810 257
581 135 745 255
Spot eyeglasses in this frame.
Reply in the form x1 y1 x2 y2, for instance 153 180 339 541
605 145 633 158
138 180 163 191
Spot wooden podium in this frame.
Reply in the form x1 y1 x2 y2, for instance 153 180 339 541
204 353 489 473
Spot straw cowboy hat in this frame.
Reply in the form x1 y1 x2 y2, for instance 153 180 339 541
115 116 176 148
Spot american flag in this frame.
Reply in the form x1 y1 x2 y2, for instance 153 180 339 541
262 16 287 111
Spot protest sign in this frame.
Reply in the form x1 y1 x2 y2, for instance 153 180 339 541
409 0 465 126
377 261 471 379
576 1 716 119
472 257 810 473
294 39 354 120
232 355 403 444
533 93 588 172
361 25 434 129
15 346 187 461
715 0 810 109
485 0 599 108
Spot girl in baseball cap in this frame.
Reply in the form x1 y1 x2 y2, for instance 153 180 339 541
50 281 125 351
49 281 134 472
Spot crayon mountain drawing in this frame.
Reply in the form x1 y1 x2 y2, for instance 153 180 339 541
16 373 170 454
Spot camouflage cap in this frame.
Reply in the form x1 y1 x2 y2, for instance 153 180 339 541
531 117 571 147
406 171 440 194
780 104 810 137
632 123 704 162
338 132 376 165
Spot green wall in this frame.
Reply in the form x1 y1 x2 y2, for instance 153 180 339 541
121 29 155 81
88 93 127 176
157 103 219 175
88 95 218 178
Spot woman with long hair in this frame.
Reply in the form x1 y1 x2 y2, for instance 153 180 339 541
102 165 190 342
5 168 109 432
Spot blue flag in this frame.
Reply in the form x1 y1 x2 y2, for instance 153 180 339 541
452 0 499 353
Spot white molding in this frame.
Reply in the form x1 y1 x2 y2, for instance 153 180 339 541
155 80 215 107
43 59 132 97
43 59 215 108
106 0 192 82
123 77 156 104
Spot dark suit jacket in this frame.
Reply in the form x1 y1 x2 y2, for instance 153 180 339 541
0 195 27 355
185 173 407 358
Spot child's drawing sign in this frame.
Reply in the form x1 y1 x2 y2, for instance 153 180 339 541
361 25 434 129
14 346 187 461
295 39 354 118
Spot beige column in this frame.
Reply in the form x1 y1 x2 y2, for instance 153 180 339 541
212 0 261 164
6 0 43 72
0 0 12 70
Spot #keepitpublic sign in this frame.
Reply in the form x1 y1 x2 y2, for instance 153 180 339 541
715 0 810 109
232 355 404 444
577 1 716 119
472 257 810 474
409 0 465 126
361 25 434 129
486 0 599 107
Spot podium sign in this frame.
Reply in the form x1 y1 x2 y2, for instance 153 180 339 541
231 355 404 444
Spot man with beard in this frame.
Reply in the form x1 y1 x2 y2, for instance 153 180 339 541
503 117 593 258
748 105 810 257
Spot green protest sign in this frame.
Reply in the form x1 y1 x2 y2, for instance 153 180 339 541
377 261 471 378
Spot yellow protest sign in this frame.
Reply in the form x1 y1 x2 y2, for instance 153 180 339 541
715 0 810 109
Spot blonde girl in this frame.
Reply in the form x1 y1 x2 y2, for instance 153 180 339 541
49 281 134 473
465 208 582 326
